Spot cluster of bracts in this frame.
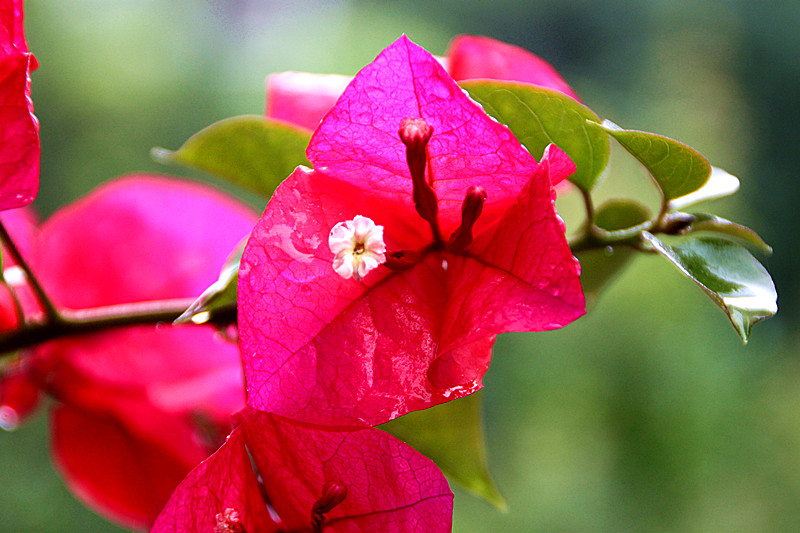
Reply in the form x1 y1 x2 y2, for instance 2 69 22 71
1 2 595 531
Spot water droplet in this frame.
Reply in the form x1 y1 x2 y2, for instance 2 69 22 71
441 259 448 271
603 246 614 256
3 266 26 286
191 311 211 324
301 285 312 294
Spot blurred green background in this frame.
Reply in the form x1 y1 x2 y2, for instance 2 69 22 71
2 1 798 531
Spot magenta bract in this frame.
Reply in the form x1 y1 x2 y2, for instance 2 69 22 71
239 36 585 427
152 408 453 533
0 0 39 209
15 176 257 528
266 71 352 132
265 34 579 132
446 35 580 100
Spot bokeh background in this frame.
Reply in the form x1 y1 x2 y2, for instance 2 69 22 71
2 1 799 531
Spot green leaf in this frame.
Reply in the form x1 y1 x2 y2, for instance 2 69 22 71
174 237 247 325
594 198 651 232
578 199 651 304
592 120 712 201
152 115 311 198
460 80 609 191
642 233 777 343
379 392 506 510
683 213 772 255
668 166 740 210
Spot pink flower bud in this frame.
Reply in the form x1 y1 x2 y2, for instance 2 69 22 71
398 117 433 150
449 185 487 253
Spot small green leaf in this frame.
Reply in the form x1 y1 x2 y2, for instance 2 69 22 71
683 213 772 255
460 80 609 191
174 237 247 325
595 198 651 232
642 233 777 343
153 115 311 198
379 392 506 510
592 120 712 201
668 166 740 210
578 199 651 304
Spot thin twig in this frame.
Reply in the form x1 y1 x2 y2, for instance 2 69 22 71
0 298 237 356
0 221 61 321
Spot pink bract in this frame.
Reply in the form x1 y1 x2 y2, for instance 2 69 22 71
239 36 585 427
152 408 453 533
446 35 580 100
20 176 257 529
265 34 578 132
0 0 39 209
266 71 351 133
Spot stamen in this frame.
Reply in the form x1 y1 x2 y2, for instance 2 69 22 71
449 186 487 253
329 215 386 281
399 117 442 243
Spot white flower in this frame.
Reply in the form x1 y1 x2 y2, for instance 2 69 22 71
328 215 386 281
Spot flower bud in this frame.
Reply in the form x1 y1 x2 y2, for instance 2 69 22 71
399 118 441 242
449 186 487 253
398 117 433 150
384 249 423 271
314 481 348 514
311 482 348 532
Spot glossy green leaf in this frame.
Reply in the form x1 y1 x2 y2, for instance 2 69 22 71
642 233 777 343
174 237 247 325
460 80 609 191
668 166 740 210
379 391 506 510
578 199 651 305
592 120 711 201
152 115 311 198
683 213 772 255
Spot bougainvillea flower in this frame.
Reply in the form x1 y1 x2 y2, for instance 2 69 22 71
4 176 256 529
239 36 585 427
153 408 453 532
266 34 577 132
0 0 39 209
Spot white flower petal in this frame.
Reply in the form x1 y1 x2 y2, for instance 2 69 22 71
328 215 387 281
